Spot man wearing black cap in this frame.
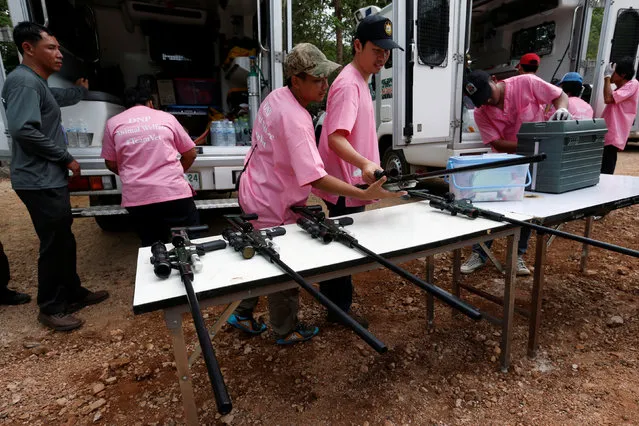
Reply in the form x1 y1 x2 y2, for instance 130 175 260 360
313 13 403 326
460 69 571 276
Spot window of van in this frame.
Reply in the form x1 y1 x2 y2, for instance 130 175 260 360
417 0 450 67
511 22 555 59
610 9 639 64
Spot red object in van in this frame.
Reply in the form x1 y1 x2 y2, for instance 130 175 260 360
173 78 218 106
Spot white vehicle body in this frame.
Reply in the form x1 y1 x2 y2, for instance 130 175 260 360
0 0 286 228
324 0 639 174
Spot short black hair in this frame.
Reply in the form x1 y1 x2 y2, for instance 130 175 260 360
520 64 538 73
13 21 53 54
561 81 583 97
123 86 152 109
615 57 636 81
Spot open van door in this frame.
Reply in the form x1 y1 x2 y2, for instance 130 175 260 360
392 0 470 167
589 1 639 118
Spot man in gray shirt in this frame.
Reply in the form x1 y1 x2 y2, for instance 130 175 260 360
2 22 108 331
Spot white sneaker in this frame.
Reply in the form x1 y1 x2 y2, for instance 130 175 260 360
461 252 485 274
516 256 531 276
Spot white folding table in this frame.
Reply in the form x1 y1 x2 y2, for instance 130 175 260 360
133 201 525 425
468 174 639 357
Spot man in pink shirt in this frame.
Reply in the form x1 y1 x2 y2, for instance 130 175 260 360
312 13 404 327
101 87 199 246
229 43 403 345
600 57 639 174
460 70 572 276
545 72 594 120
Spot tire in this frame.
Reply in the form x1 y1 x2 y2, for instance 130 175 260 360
381 148 410 176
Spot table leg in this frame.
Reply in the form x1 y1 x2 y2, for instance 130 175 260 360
425 256 435 330
580 216 594 273
500 230 519 373
189 301 241 366
165 308 199 426
451 249 462 319
528 232 547 358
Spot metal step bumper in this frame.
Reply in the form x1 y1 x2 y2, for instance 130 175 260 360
72 198 240 218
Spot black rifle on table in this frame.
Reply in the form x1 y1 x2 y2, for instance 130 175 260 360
291 205 483 320
150 226 232 415
222 213 388 354
358 153 548 191
408 191 639 258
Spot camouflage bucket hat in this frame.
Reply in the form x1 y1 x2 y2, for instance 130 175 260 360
285 43 342 79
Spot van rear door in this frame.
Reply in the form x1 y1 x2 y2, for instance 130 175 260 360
589 1 639 118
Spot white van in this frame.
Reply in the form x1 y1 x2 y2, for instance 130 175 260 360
316 0 639 175
0 0 287 229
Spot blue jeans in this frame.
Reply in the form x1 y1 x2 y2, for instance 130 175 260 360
473 227 532 261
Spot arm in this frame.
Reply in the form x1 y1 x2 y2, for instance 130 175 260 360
105 160 119 175
327 130 379 184
311 174 404 200
551 91 569 110
180 147 197 171
49 79 89 107
488 139 518 154
5 86 74 165
603 77 615 104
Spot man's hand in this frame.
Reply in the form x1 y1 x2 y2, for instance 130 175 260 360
67 159 81 177
75 78 89 90
361 176 406 200
361 162 381 184
549 108 573 121
604 62 616 79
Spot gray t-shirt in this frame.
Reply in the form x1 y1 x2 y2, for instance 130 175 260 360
2 65 86 190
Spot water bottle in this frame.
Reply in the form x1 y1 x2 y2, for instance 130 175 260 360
234 119 242 146
225 121 235 146
77 119 90 147
66 119 78 148
211 121 221 146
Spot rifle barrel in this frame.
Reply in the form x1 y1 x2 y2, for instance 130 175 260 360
179 263 233 414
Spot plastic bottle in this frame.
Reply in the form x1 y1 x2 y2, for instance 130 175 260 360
66 119 78 148
77 119 90 147
234 119 241 146
211 121 221 146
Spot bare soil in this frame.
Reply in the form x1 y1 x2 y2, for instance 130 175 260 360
0 148 638 426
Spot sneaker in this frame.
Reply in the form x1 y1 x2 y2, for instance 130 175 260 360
227 313 267 335
327 311 369 329
66 290 110 314
275 323 319 345
516 256 531 276
461 252 486 274
38 312 84 332
0 289 31 305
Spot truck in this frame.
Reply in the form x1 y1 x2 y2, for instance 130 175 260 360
0 0 291 230
316 0 639 176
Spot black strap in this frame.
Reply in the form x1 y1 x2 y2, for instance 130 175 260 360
235 144 258 212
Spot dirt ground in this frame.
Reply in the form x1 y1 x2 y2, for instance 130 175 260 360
0 148 638 426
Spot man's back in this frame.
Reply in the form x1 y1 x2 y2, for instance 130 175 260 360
2 65 72 189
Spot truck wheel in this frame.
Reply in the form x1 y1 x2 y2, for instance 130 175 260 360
381 148 409 176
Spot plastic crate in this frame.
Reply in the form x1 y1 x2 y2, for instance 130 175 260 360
447 154 531 202
516 119 607 193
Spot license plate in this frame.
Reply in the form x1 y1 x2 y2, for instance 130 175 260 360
185 172 201 190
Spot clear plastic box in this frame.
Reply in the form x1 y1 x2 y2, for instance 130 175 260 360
447 153 531 202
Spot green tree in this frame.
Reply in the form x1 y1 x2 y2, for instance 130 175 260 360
586 8 604 60
0 0 18 73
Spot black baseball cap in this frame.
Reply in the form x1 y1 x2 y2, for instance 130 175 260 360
355 14 404 51
464 70 492 107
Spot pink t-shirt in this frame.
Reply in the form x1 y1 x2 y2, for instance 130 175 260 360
474 74 563 150
101 106 195 207
601 79 639 150
545 96 594 120
239 87 326 230
313 63 379 207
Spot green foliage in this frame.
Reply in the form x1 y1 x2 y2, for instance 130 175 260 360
0 0 10 28
586 8 604 60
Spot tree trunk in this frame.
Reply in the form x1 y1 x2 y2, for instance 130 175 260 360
334 0 343 64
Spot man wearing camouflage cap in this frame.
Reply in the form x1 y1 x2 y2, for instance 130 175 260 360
226 43 403 345
313 13 403 327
